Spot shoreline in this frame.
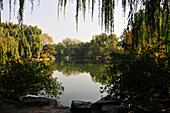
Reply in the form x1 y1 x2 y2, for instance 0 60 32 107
0 96 169 113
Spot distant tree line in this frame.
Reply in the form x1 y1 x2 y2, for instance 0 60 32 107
51 33 123 59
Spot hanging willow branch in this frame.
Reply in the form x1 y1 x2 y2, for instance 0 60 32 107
1 0 169 40
0 0 2 10
0 0 37 27
58 0 169 37
58 0 115 33
18 0 25 27
9 0 12 21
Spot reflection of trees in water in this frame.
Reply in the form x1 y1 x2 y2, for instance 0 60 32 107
0 59 64 100
54 59 108 84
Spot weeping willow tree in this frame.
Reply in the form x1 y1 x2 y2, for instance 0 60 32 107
0 22 43 62
0 24 19 62
0 36 19 62
122 9 169 57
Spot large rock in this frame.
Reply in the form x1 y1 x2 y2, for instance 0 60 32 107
0 97 21 108
91 96 121 111
0 97 72 113
0 97 71 113
94 97 120 105
91 96 123 113
0 97 19 104
22 97 58 108
70 100 92 113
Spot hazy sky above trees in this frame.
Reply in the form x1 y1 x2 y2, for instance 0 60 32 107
2 0 128 43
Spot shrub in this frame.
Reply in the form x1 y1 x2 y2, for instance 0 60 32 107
102 48 169 106
0 59 64 100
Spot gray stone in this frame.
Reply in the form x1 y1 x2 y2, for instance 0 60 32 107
91 96 121 111
91 96 122 113
94 97 120 105
22 97 58 108
0 97 71 113
71 100 92 113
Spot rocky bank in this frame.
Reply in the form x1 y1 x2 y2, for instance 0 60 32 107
0 96 169 113
0 97 71 113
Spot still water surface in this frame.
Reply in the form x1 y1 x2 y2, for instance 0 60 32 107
52 60 107 107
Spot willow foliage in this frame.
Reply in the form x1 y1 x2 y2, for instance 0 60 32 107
1 0 169 35
58 0 115 32
58 0 169 35
0 22 43 62
59 0 169 54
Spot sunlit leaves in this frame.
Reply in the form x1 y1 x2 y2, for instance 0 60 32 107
0 22 43 61
88 33 120 58
41 44 57 59
122 9 169 60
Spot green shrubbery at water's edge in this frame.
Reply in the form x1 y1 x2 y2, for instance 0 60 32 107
0 59 64 100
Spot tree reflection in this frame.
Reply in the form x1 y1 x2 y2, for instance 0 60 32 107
54 59 108 85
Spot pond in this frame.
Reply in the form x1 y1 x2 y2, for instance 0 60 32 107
52 59 107 107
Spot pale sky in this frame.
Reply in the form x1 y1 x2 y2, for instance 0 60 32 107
2 0 128 43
